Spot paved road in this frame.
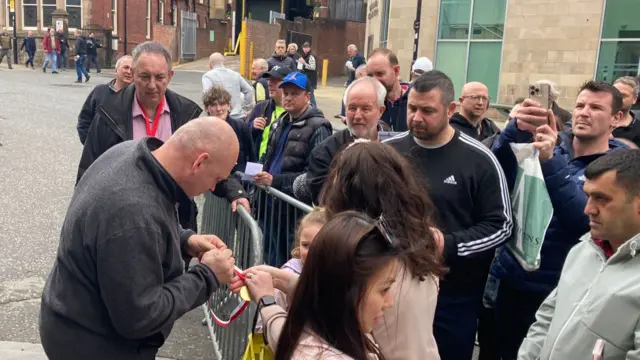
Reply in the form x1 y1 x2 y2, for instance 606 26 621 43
0 66 346 360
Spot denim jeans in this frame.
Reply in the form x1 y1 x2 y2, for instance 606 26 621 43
75 55 89 81
57 49 67 69
26 51 35 67
43 52 57 72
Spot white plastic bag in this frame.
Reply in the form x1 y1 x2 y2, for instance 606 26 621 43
507 143 554 271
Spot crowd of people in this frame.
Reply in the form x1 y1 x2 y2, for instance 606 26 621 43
32 37 640 360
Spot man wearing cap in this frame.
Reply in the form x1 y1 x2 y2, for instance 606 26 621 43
247 66 292 161
254 72 332 195
411 57 433 82
298 42 318 107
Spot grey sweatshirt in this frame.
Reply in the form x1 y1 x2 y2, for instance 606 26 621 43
40 138 219 360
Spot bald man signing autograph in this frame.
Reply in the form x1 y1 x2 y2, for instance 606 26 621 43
40 118 239 360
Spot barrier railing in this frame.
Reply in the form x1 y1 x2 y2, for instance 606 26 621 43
200 191 263 360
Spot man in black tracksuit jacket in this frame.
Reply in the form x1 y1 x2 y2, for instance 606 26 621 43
384 71 512 360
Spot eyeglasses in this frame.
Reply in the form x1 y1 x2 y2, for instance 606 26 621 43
462 95 491 103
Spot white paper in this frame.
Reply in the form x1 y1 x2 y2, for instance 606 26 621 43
242 162 263 181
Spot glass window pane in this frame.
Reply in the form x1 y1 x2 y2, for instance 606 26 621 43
602 0 640 39
66 0 82 6
43 6 56 27
438 0 471 40
467 42 502 101
23 0 36 4
43 0 56 4
596 41 640 83
471 0 505 40
67 7 82 28
435 41 468 96
23 5 37 27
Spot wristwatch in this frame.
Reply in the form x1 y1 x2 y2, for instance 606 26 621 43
258 295 277 309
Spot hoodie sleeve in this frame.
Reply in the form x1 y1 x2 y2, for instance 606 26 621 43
96 226 219 340
518 289 557 360
442 146 513 259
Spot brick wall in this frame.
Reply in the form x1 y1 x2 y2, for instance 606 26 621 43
245 17 365 79
195 19 228 59
153 25 178 63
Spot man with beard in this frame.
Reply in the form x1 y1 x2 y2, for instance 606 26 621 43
367 48 411 132
383 71 513 360
612 76 640 147
489 80 628 360
77 55 133 144
305 76 387 203
450 81 500 141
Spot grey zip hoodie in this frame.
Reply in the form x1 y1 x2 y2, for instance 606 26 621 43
518 232 640 360
40 138 219 360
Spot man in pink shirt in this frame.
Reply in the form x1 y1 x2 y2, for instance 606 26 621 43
77 41 249 230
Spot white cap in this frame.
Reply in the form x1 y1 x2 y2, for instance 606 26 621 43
412 57 434 73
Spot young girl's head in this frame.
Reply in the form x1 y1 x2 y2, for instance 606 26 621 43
291 207 327 264
275 211 399 360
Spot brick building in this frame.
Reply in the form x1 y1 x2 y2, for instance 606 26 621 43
366 0 640 108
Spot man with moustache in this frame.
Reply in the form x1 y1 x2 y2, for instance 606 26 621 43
383 71 513 360
305 76 388 203
77 55 133 144
450 81 500 141
490 80 628 360
367 48 411 132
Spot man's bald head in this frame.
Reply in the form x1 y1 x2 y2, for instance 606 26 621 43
160 117 239 197
209 53 225 69
459 81 490 124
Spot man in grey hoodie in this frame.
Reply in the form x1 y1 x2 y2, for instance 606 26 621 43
40 117 239 360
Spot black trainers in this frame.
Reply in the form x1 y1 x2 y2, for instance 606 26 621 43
42 68 46 73
85 75 91 83
52 71 58 74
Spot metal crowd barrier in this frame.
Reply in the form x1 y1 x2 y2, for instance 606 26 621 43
200 191 263 360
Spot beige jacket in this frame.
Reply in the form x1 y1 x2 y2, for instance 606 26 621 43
260 306 379 359
373 267 440 360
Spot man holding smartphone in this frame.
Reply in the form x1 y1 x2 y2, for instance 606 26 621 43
490 80 629 360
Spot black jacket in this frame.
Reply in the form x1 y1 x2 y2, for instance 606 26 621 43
86 37 101 56
56 32 68 51
226 115 257 174
301 52 318 89
75 36 87 56
77 80 119 144
20 36 37 52
552 101 572 131
381 82 411 132
263 106 332 195
76 85 247 204
247 99 279 155
306 128 353 203
449 112 500 141
267 53 296 73
253 78 270 103
41 138 219 360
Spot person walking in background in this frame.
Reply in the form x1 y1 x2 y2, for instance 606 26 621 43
42 28 60 74
73 30 90 83
20 31 36 69
298 42 318 107
56 28 69 71
85 32 101 73
336 44 366 119
0 28 13 70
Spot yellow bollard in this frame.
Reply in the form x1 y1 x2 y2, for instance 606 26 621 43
321 59 329 88
249 41 254 79
239 20 247 79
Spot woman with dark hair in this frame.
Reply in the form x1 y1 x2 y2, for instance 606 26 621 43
234 141 444 360
242 211 400 359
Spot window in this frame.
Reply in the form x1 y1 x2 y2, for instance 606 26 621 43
23 0 38 28
595 0 640 82
158 0 165 24
435 0 507 101
42 0 57 30
112 0 117 33
146 0 151 38
66 0 82 29
379 0 390 48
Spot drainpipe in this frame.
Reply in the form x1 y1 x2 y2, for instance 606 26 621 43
411 0 422 66
123 0 128 54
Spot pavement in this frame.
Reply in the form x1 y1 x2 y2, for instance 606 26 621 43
0 63 347 360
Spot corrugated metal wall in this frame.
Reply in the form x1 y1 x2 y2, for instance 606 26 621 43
329 0 365 22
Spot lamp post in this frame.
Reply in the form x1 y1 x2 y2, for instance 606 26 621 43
10 0 17 64
411 0 422 67
123 0 128 54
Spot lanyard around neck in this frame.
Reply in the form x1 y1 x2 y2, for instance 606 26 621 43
137 97 166 137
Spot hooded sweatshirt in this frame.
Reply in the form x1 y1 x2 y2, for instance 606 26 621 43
40 138 219 360
449 112 500 141
267 53 297 73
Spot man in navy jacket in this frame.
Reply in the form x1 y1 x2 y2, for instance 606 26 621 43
490 80 629 360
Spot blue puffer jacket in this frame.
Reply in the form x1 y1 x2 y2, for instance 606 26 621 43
490 120 628 296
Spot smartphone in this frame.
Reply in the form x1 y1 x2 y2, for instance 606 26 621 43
528 83 551 110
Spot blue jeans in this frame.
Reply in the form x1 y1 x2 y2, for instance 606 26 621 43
26 51 35 67
75 55 89 81
43 52 57 72
310 90 317 107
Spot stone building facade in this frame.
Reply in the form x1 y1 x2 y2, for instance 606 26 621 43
366 0 640 108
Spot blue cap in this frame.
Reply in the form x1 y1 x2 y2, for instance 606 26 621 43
279 72 312 92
